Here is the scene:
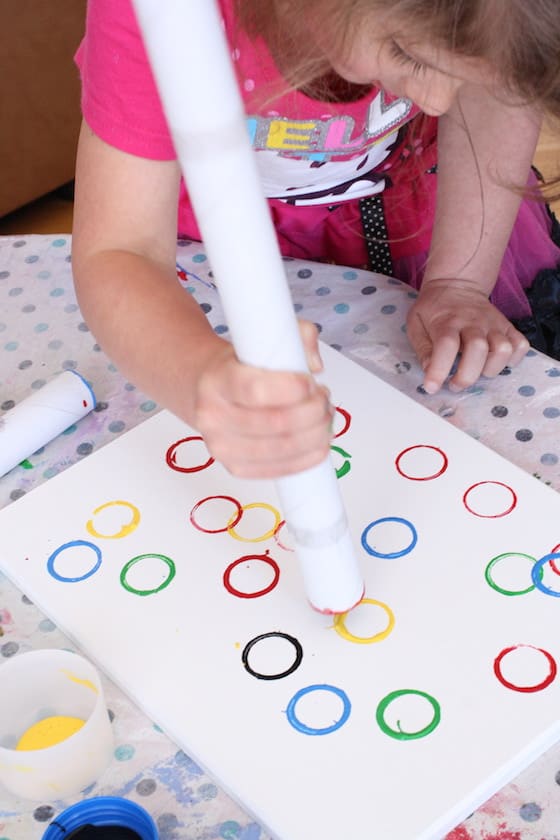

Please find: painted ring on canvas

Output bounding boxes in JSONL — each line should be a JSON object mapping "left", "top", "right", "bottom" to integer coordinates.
{"left": 361, "top": 516, "right": 418, "bottom": 558}
{"left": 395, "top": 444, "right": 448, "bottom": 481}
{"left": 376, "top": 689, "right": 441, "bottom": 740}
{"left": 120, "top": 553, "right": 176, "bottom": 596}
{"left": 166, "top": 435, "right": 214, "bottom": 473}
{"left": 47, "top": 540, "right": 102, "bottom": 583}
{"left": 485, "top": 552, "right": 542, "bottom": 596}
{"left": 190, "top": 495, "right": 243, "bottom": 533}
{"left": 223, "top": 552, "right": 280, "bottom": 598}
{"left": 531, "top": 553, "right": 560, "bottom": 597}
{"left": 493, "top": 644, "right": 557, "bottom": 692}
{"left": 242, "top": 632, "right": 303, "bottom": 680}
{"left": 286, "top": 684, "right": 351, "bottom": 735}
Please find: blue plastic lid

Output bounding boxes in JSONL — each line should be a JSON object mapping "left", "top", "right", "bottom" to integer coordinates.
{"left": 41, "top": 796, "right": 158, "bottom": 840}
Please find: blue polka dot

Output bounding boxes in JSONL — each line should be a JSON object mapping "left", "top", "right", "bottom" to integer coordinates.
{"left": 541, "top": 453, "right": 559, "bottom": 466}
{"left": 546, "top": 367, "right": 560, "bottom": 377}
{"left": 353, "top": 323, "right": 369, "bottom": 334}
{"left": 52, "top": 238, "right": 67, "bottom": 247}
{"left": 34, "top": 323, "right": 49, "bottom": 333}
{"left": 140, "top": 400, "right": 157, "bottom": 412}
{"left": 220, "top": 821, "right": 241, "bottom": 839}
{"left": 12, "top": 240, "right": 26, "bottom": 248}
{"left": 518, "top": 385, "right": 535, "bottom": 397}
{"left": 293, "top": 302, "right": 303, "bottom": 313}
{"left": 38, "top": 270, "right": 51, "bottom": 279}
{"left": 407, "top": 290, "right": 418, "bottom": 298}
{"left": 24, "top": 255, "right": 39, "bottom": 264}
{"left": 109, "top": 420, "right": 126, "bottom": 433}
{"left": 519, "top": 802, "right": 542, "bottom": 822}
{"left": 388, "top": 278, "right": 401, "bottom": 285}
{"left": 342, "top": 270, "right": 357, "bottom": 281}
{"left": 198, "top": 783, "right": 218, "bottom": 800}
{"left": 22, "top": 304, "right": 36, "bottom": 313}
{"left": 8, "top": 287, "right": 23, "bottom": 296}
{"left": 31, "top": 379, "right": 46, "bottom": 390}
{"left": 381, "top": 304, "right": 397, "bottom": 314}
{"left": 515, "top": 429, "right": 533, "bottom": 442}
{"left": 48, "top": 339, "right": 63, "bottom": 350}
{"left": 62, "top": 360, "right": 77, "bottom": 370}
{"left": 43, "top": 466, "right": 60, "bottom": 479}
{"left": 115, "top": 744, "right": 135, "bottom": 761}
{"left": 108, "top": 363, "right": 118, "bottom": 372}
{"left": 4, "top": 341, "right": 18, "bottom": 351}
{"left": 526, "top": 349, "right": 537, "bottom": 357}
{"left": 544, "top": 407, "right": 560, "bottom": 419}
{"left": 315, "top": 286, "right": 331, "bottom": 296}
{"left": 297, "top": 269, "right": 313, "bottom": 279}
{"left": 50, "top": 288, "right": 65, "bottom": 297}
{"left": 192, "top": 253, "right": 207, "bottom": 263}
{"left": 0, "top": 270, "right": 10, "bottom": 279}
{"left": 215, "top": 324, "right": 229, "bottom": 334}
{"left": 334, "top": 303, "right": 350, "bottom": 314}
{"left": 39, "top": 618, "right": 56, "bottom": 632}
{"left": 125, "top": 383, "right": 136, "bottom": 391}
{"left": 62, "top": 425, "right": 77, "bottom": 435}
{"left": 64, "top": 303, "right": 79, "bottom": 313}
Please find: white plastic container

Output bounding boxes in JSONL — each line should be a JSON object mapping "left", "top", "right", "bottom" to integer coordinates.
{"left": 0, "top": 649, "right": 113, "bottom": 800}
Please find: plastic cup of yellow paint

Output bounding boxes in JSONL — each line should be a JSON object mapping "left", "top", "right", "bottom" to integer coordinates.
{"left": 0, "top": 649, "right": 114, "bottom": 800}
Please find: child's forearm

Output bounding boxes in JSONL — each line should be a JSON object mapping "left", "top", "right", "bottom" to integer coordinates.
{"left": 425, "top": 86, "right": 542, "bottom": 292}
{"left": 73, "top": 249, "right": 231, "bottom": 425}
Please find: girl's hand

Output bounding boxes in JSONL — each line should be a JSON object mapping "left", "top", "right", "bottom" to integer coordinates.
{"left": 191, "top": 321, "right": 332, "bottom": 479}
{"left": 406, "top": 278, "right": 530, "bottom": 395}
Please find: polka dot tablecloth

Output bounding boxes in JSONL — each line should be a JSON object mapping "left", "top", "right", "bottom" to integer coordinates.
{"left": 1, "top": 234, "right": 560, "bottom": 840}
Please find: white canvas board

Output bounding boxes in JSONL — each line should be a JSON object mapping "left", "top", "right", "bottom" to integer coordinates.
{"left": 1, "top": 342, "right": 560, "bottom": 840}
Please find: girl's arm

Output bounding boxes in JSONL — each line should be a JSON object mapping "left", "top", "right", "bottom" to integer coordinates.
{"left": 406, "top": 86, "right": 539, "bottom": 393}
{"left": 72, "top": 121, "right": 331, "bottom": 478}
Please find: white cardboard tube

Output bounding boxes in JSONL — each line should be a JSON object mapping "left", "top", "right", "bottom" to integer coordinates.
{"left": 131, "top": 0, "right": 364, "bottom": 613}
{"left": 0, "top": 370, "right": 96, "bottom": 478}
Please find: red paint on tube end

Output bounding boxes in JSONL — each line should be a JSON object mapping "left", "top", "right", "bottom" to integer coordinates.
{"left": 309, "top": 584, "right": 366, "bottom": 615}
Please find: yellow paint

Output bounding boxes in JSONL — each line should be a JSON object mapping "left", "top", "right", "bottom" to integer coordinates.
{"left": 86, "top": 499, "right": 141, "bottom": 539}
{"left": 227, "top": 502, "right": 281, "bottom": 543}
{"left": 61, "top": 669, "right": 98, "bottom": 693}
{"left": 16, "top": 716, "right": 85, "bottom": 750}
{"left": 333, "top": 598, "right": 395, "bottom": 644}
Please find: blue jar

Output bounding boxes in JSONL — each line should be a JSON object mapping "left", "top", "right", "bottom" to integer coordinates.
{"left": 41, "top": 796, "right": 158, "bottom": 839}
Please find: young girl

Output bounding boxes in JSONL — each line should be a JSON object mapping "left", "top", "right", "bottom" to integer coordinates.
{"left": 72, "top": 0, "right": 560, "bottom": 479}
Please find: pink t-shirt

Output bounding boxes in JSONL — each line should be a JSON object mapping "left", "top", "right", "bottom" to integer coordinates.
{"left": 75, "top": 0, "right": 430, "bottom": 258}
